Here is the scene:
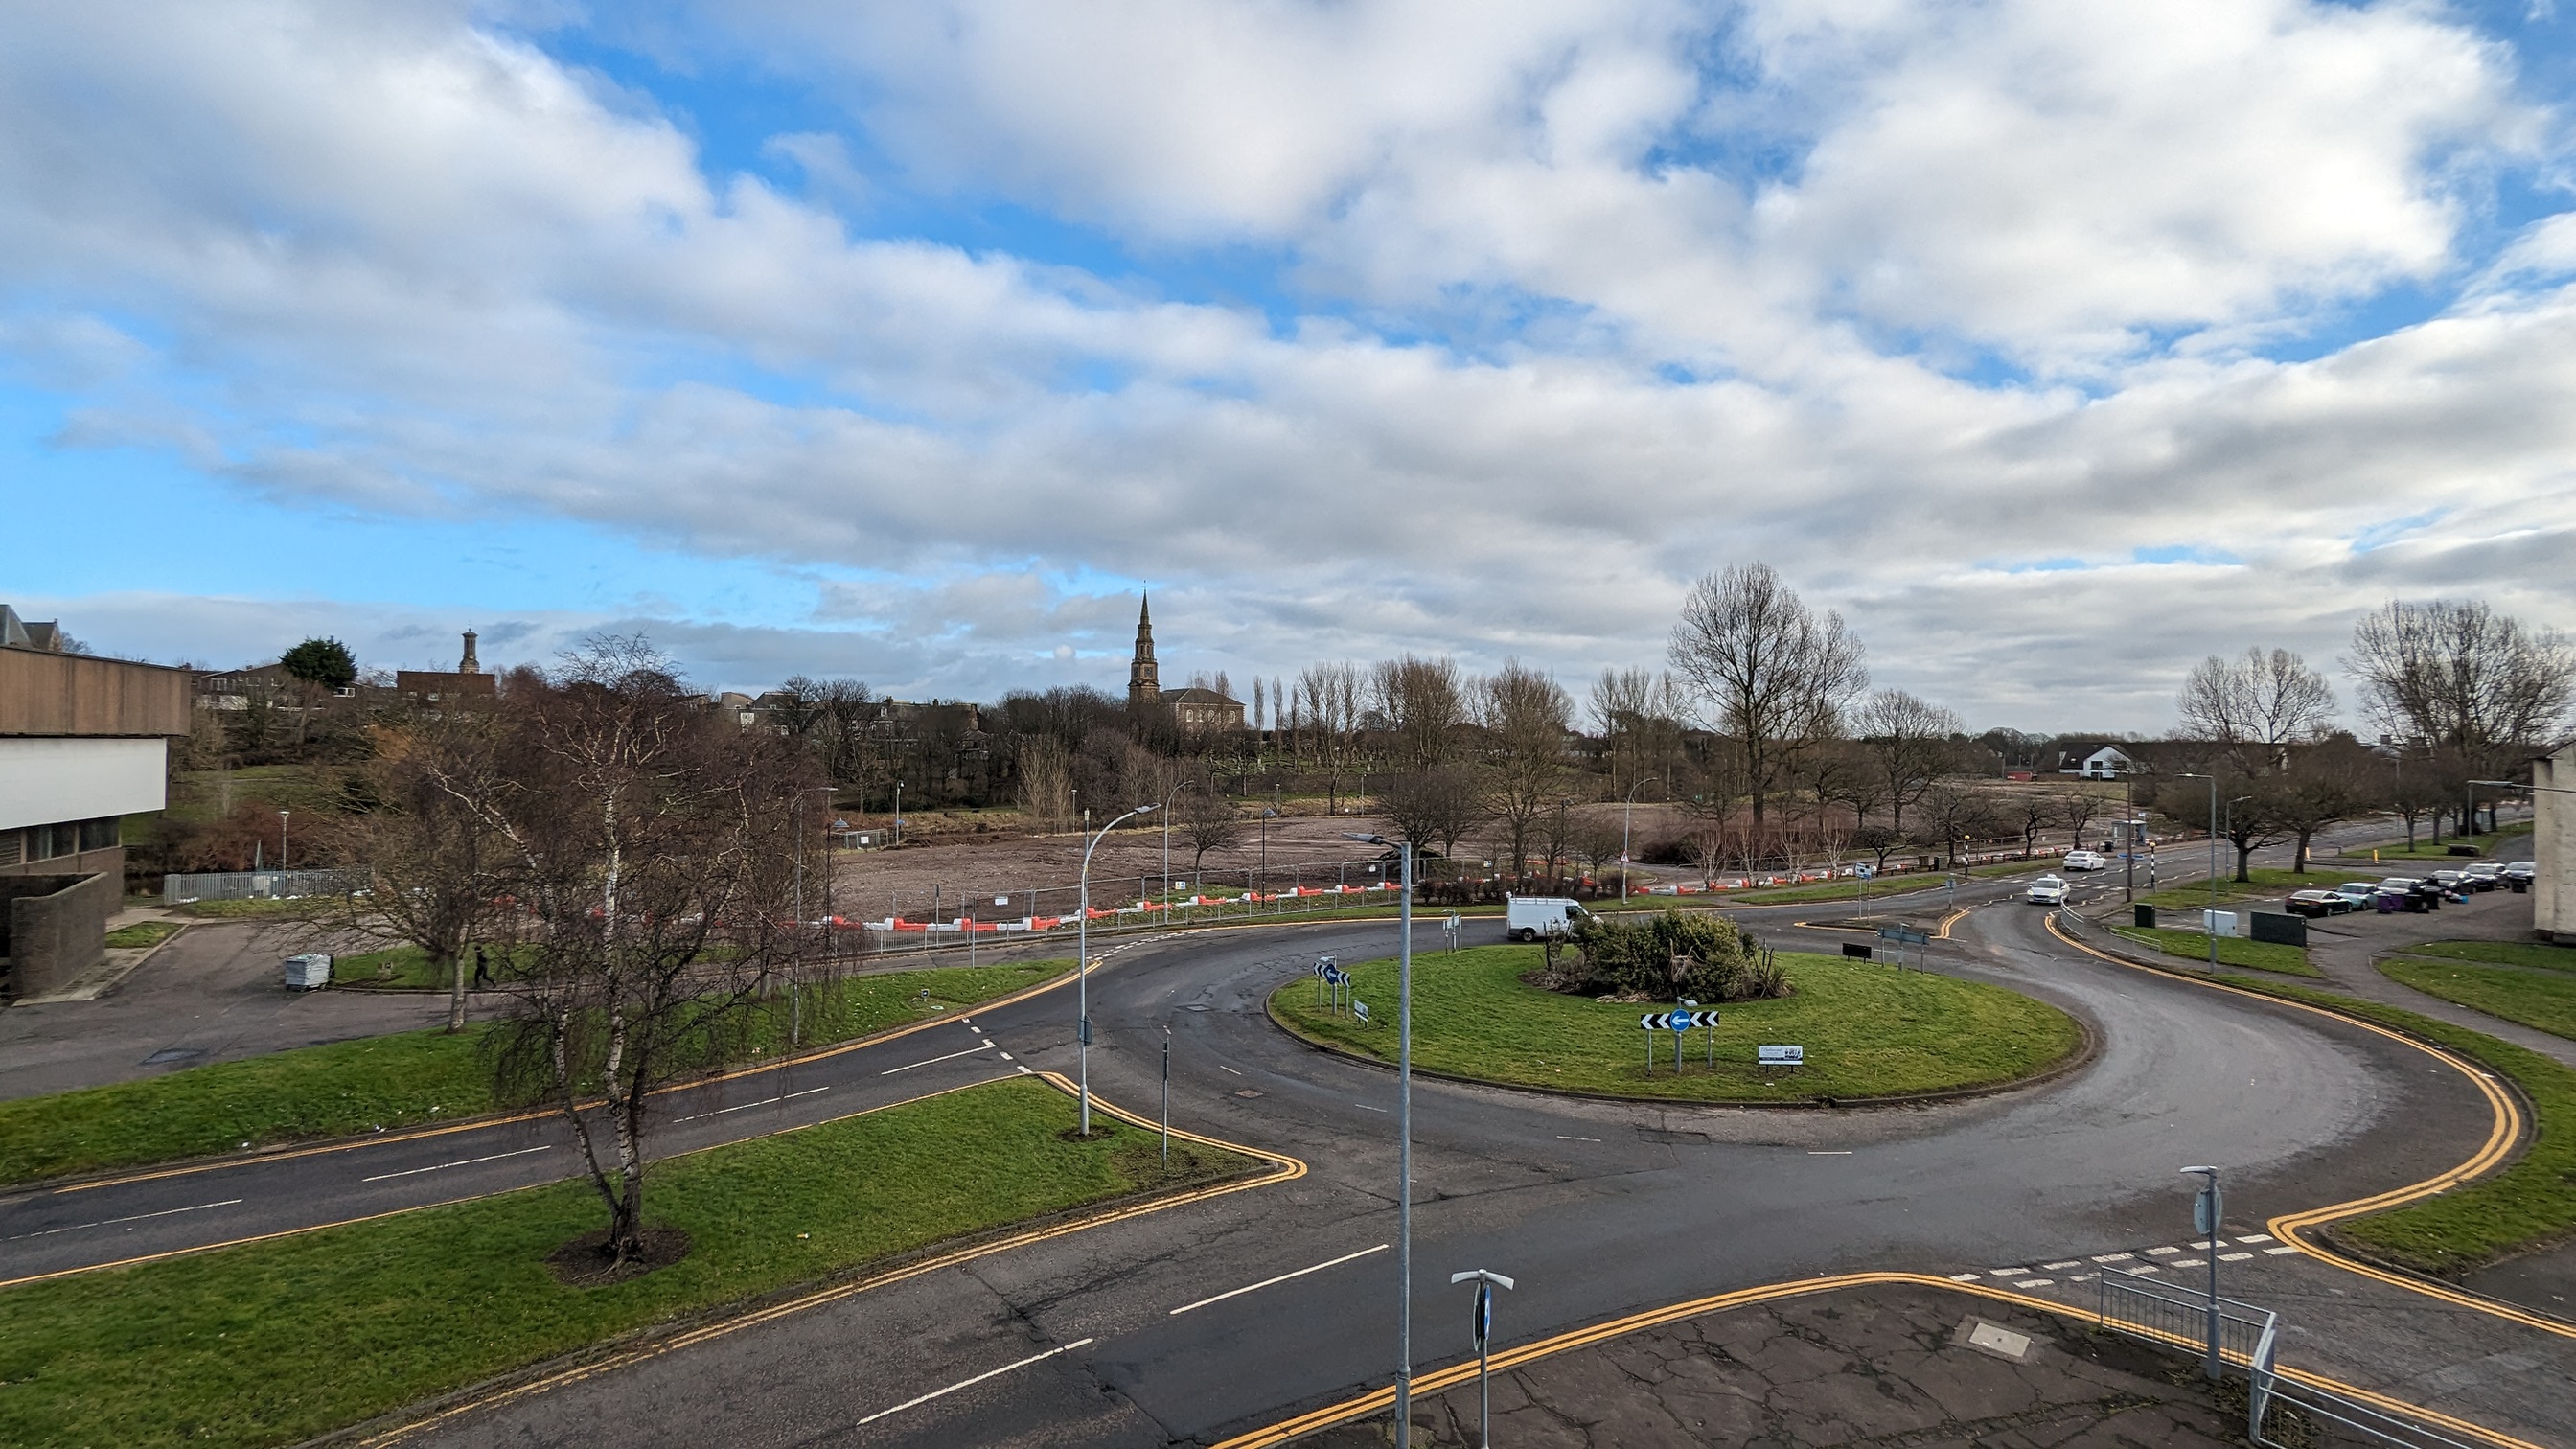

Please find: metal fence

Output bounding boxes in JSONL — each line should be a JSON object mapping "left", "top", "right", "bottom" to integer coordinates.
{"left": 2094, "top": 1267, "right": 2484, "bottom": 1449}
{"left": 162, "top": 870, "right": 367, "bottom": 905}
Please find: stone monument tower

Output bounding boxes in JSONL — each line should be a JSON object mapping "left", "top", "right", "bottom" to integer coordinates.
{"left": 1126, "top": 596, "right": 1160, "bottom": 710}
{"left": 459, "top": 630, "right": 481, "bottom": 675}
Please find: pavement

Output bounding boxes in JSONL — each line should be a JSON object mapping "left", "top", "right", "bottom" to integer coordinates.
{"left": 10, "top": 817, "right": 2576, "bottom": 1448}
{"left": 1300, "top": 1281, "right": 2250, "bottom": 1449}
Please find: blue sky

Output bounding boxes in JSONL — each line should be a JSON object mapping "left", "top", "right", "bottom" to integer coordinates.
{"left": 3, "top": 1, "right": 2573, "bottom": 731}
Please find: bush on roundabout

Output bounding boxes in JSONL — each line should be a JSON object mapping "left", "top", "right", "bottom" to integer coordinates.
{"left": 1270, "top": 944, "right": 2082, "bottom": 1104}
{"left": 1542, "top": 908, "right": 1786, "bottom": 1002}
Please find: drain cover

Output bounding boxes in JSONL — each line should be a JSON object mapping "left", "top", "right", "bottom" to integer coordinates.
{"left": 142, "top": 1047, "right": 204, "bottom": 1067}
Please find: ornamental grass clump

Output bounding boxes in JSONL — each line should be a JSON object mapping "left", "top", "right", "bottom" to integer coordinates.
{"left": 1535, "top": 909, "right": 1791, "bottom": 1003}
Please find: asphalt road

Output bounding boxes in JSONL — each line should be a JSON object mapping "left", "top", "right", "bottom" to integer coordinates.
{"left": 5, "top": 820, "right": 2560, "bottom": 1447}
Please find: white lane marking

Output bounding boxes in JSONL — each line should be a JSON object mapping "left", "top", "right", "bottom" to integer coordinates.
{"left": 1947, "top": 1273, "right": 1982, "bottom": 1282}
{"left": 882, "top": 1045, "right": 997, "bottom": 1075}
{"left": 361, "top": 1145, "right": 552, "bottom": 1184}
{"left": 2129, "top": 1263, "right": 2162, "bottom": 1274}
{"left": 1168, "top": 1245, "right": 1391, "bottom": 1316}
{"left": 2015, "top": 1278, "right": 2052, "bottom": 1289}
{"left": 2264, "top": 1246, "right": 2300, "bottom": 1255}
{"left": 997, "top": 1052, "right": 1014, "bottom": 1062}
{"left": 1016, "top": 1065, "right": 1032, "bottom": 1075}
{"left": 2042, "top": 1260, "right": 2082, "bottom": 1270}
{"left": 2235, "top": 1233, "right": 2274, "bottom": 1244}
{"left": 3, "top": 1197, "right": 244, "bottom": 1241}
{"left": 1555, "top": 1135, "right": 1601, "bottom": 1142}
{"left": 2147, "top": 1246, "right": 2180, "bottom": 1255}
{"left": 1217, "top": 1065, "right": 1244, "bottom": 1076}
{"left": 2170, "top": 1258, "right": 2206, "bottom": 1269}
{"left": 1987, "top": 1267, "right": 2028, "bottom": 1276}
{"left": 2219, "top": 1252, "right": 2255, "bottom": 1262}
{"left": 1807, "top": 1150, "right": 1852, "bottom": 1156}
{"left": 2090, "top": 1253, "right": 2134, "bottom": 1263}
{"left": 1352, "top": 1103, "right": 1389, "bottom": 1113}
{"left": 854, "top": 1338, "right": 1095, "bottom": 1426}
{"left": 978, "top": 1040, "right": 996, "bottom": 1049}
{"left": 675, "top": 1077, "right": 824, "bottom": 1124}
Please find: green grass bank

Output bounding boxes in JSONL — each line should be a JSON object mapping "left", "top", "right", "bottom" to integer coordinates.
{"left": 0, "top": 1077, "right": 1255, "bottom": 1449}
{"left": 1269, "top": 944, "right": 2081, "bottom": 1103}
{"left": 2378, "top": 958, "right": 2576, "bottom": 1043}
{"left": 0, "top": 959, "right": 1068, "bottom": 1186}
{"left": 2109, "top": 925, "right": 2320, "bottom": 977}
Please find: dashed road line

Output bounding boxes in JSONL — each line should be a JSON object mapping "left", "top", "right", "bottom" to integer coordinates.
{"left": 881, "top": 1046, "right": 997, "bottom": 1076}
{"left": 854, "top": 1338, "right": 1096, "bottom": 1426}
{"left": 361, "top": 1145, "right": 551, "bottom": 1184}
{"left": 1168, "top": 1245, "right": 1390, "bottom": 1317}
{"left": 672, "top": 1086, "right": 829, "bottom": 1123}
{"left": 3, "top": 1197, "right": 244, "bottom": 1241}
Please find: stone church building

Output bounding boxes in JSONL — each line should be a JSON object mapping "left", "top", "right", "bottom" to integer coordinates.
{"left": 1125, "top": 596, "right": 1244, "bottom": 733}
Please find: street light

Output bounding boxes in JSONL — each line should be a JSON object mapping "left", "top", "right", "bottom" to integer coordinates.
{"left": 1448, "top": 1269, "right": 1516, "bottom": 1448}
{"left": 1259, "top": 806, "right": 1279, "bottom": 902}
{"left": 1077, "top": 801, "right": 1159, "bottom": 1135}
{"left": 1620, "top": 775, "right": 1659, "bottom": 906}
{"left": 2177, "top": 773, "right": 2220, "bottom": 971}
{"left": 278, "top": 810, "right": 291, "bottom": 870}
{"left": 2181, "top": 1165, "right": 2223, "bottom": 1379}
{"left": 1346, "top": 828, "right": 1416, "bottom": 1447}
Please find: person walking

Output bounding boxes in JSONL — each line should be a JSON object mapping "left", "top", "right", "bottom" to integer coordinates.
{"left": 472, "top": 944, "right": 493, "bottom": 990}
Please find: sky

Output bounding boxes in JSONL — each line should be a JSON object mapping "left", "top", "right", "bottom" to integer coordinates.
{"left": 3, "top": 0, "right": 2572, "bottom": 736}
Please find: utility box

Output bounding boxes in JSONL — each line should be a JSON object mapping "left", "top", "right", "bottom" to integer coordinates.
{"left": 2133, "top": 904, "right": 2156, "bottom": 929}
{"left": 283, "top": 953, "right": 333, "bottom": 990}
{"left": 2250, "top": 912, "right": 2308, "bottom": 948}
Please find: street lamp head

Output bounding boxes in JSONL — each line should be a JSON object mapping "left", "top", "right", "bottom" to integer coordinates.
{"left": 1344, "top": 831, "right": 1390, "bottom": 846}
{"left": 2180, "top": 1164, "right": 2218, "bottom": 1178}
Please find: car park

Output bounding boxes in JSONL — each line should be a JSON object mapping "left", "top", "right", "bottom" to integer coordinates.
{"left": 2061, "top": 849, "right": 2106, "bottom": 872}
{"left": 2286, "top": 889, "right": 2350, "bottom": 918}
{"left": 2027, "top": 874, "right": 2070, "bottom": 905}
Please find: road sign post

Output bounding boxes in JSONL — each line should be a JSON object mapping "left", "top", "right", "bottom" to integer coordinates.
{"left": 2184, "top": 1165, "right": 2222, "bottom": 1379}
{"left": 1449, "top": 1269, "right": 1516, "bottom": 1449}
{"left": 1161, "top": 1027, "right": 1172, "bottom": 1169}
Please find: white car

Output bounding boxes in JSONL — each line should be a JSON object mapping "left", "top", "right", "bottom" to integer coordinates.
{"left": 2026, "top": 874, "right": 2070, "bottom": 906}
{"left": 2061, "top": 849, "right": 2106, "bottom": 872}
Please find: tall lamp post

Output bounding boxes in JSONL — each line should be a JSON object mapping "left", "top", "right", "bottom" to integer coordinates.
{"left": 1077, "top": 802, "right": 1159, "bottom": 1135}
{"left": 1345, "top": 828, "right": 1415, "bottom": 1446}
{"left": 1259, "top": 806, "right": 1279, "bottom": 901}
{"left": 278, "top": 809, "right": 292, "bottom": 871}
{"left": 2178, "top": 773, "right": 2219, "bottom": 970}
{"left": 1620, "top": 775, "right": 1659, "bottom": 906}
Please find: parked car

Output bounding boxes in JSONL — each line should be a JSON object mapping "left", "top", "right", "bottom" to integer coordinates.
{"left": 2061, "top": 849, "right": 2106, "bottom": 872}
{"left": 2429, "top": 870, "right": 2476, "bottom": 900}
{"left": 2285, "top": 889, "right": 2349, "bottom": 918}
{"left": 1505, "top": 895, "right": 1589, "bottom": 942}
{"left": 2027, "top": 874, "right": 2070, "bottom": 906}
{"left": 2461, "top": 862, "right": 2504, "bottom": 890}
{"left": 2502, "top": 860, "right": 2537, "bottom": 883}
{"left": 2377, "top": 877, "right": 2437, "bottom": 912}
{"left": 2333, "top": 881, "right": 2380, "bottom": 908}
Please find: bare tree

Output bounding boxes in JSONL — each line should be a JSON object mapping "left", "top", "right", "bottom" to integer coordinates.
{"left": 1913, "top": 781, "right": 1996, "bottom": 870}
{"left": 2265, "top": 741, "right": 2371, "bottom": 874}
{"left": 466, "top": 637, "right": 809, "bottom": 1269}
{"left": 2175, "top": 648, "right": 2336, "bottom": 770}
{"left": 1179, "top": 783, "right": 1245, "bottom": 874}
{"left": 2347, "top": 598, "right": 2575, "bottom": 826}
{"left": 1668, "top": 564, "right": 1869, "bottom": 822}
{"left": 343, "top": 702, "right": 501, "bottom": 1032}
{"left": 2056, "top": 788, "right": 2107, "bottom": 852}
{"left": 2005, "top": 790, "right": 2059, "bottom": 859}
{"left": 1590, "top": 667, "right": 1685, "bottom": 801}
{"left": 1371, "top": 655, "right": 1468, "bottom": 771}
{"left": 1375, "top": 768, "right": 1486, "bottom": 863}
{"left": 1016, "top": 735, "right": 1075, "bottom": 831}
{"left": 1481, "top": 659, "right": 1574, "bottom": 889}
{"left": 1298, "top": 660, "right": 1367, "bottom": 813}
{"left": 1852, "top": 689, "right": 1960, "bottom": 833}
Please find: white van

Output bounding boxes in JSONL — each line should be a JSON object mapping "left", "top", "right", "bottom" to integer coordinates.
{"left": 1505, "top": 895, "right": 1590, "bottom": 942}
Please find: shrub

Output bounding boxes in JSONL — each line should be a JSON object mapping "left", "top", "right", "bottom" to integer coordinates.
{"left": 1550, "top": 909, "right": 1791, "bottom": 1002}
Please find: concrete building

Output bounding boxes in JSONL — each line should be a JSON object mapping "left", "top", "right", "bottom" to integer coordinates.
{"left": 1, "top": 606, "right": 192, "bottom": 995}
{"left": 2538, "top": 741, "right": 2573, "bottom": 944}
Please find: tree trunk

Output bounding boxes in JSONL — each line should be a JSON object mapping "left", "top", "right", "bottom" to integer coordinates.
{"left": 445, "top": 950, "right": 465, "bottom": 1033}
{"left": 2234, "top": 841, "right": 2255, "bottom": 882}
{"left": 2294, "top": 829, "right": 2314, "bottom": 875}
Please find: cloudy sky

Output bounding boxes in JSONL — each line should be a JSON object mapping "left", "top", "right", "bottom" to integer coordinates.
{"left": 4, "top": 1, "right": 2572, "bottom": 733}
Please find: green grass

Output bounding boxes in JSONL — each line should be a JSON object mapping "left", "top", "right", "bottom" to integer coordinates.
{"left": 2338, "top": 833, "right": 2529, "bottom": 862}
{"left": 103, "top": 921, "right": 182, "bottom": 950}
{"left": 2135, "top": 866, "right": 2337, "bottom": 911}
{"left": 0, "top": 1077, "right": 1255, "bottom": 1449}
{"left": 2390, "top": 939, "right": 2576, "bottom": 972}
{"left": 1268, "top": 945, "right": 2081, "bottom": 1102}
{"left": 2379, "top": 958, "right": 2576, "bottom": 1042}
{"left": 172, "top": 897, "right": 337, "bottom": 919}
{"left": 2203, "top": 978, "right": 2576, "bottom": 1276}
{"left": 2109, "top": 926, "right": 2321, "bottom": 977}
{"left": 0, "top": 959, "right": 1069, "bottom": 1186}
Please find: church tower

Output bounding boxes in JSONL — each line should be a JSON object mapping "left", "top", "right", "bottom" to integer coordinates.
{"left": 1127, "top": 595, "right": 1161, "bottom": 710}
{"left": 459, "top": 630, "right": 481, "bottom": 675}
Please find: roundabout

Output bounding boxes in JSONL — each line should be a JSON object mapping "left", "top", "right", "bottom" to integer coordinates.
{"left": 1266, "top": 943, "right": 2085, "bottom": 1104}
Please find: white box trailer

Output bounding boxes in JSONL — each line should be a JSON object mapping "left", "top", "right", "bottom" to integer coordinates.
{"left": 1505, "top": 896, "right": 1590, "bottom": 942}
{"left": 283, "top": 953, "right": 334, "bottom": 990}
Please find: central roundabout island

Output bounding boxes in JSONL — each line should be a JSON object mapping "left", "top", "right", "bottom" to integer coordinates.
{"left": 1268, "top": 939, "right": 2086, "bottom": 1105}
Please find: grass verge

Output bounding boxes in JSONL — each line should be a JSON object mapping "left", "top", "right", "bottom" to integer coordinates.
{"left": 0, "top": 1076, "right": 1255, "bottom": 1449}
{"left": 0, "top": 959, "right": 1068, "bottom": 1186}
{"left": 2391, "top": 939, "right": 2576, "bottom": 972}
{"left": 2378, "top": 958, "right": 2576, "bottom": 1042}
{"left": 103, "top": 921, "right": 183, "bottom": 950}
{"left": 2200, "top": 976, "right": 2576, "bottom": 1277}
{"left": 1268, "top": 944, "right": 2081, "bottom": 1102}
{"left": 2109, "top": 926, "right": 2321, "bottom": 977}
{"left": 2134, "top": 867, "right": 2340, "bottom": 911}
{"left": 172, "top": 897, "right": 336, "bottom": 920}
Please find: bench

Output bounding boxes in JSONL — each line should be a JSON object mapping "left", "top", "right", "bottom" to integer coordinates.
{"left": 1758, "top": 1045, "right": 1803, "bottom": 1070}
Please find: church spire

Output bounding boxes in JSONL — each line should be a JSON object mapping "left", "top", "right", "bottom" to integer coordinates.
{"left": 1127, "top": 593, "right": 1161, "bottom": 709}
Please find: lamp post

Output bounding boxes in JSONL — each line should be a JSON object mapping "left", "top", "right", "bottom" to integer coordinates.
{"left": 278, "top": 810, "right": 290, "bottom": 871}
{"left": 892, "top": 780, "right": 903, "bottom": 846}
{"left": 1345, "top": 828, "right": 1415, "bottom": 1446}
{"left": 2181, "top": 1165, "right": 2223, "bottom": 1378}
{"left": 1259, "top": 806, "right": 1279, "bottom": 903}
{"left": 1448, "top": 1269, "right": 1516, "bottom": 1449}
{"left": 1078, "top": 801, "right": 1159, "bottom": 1135}
{"left": 1160, "top": 778, "right": 1195, "bottom": 902}
{"left": 1620, "top": 775, "right": 1657, "bottom": 906}
{"left": 2121, "top": 766, "right": 2136, "bottom": 904}
{"left": 2179, "top": 773, "right": 2219, "bottom": 970}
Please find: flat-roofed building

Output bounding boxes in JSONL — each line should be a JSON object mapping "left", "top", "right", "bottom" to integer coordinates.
{"left": 2539, "top": 741, "right": 2573, "bottom": 944}
{"left": 1, "top": 606, "right": 192, "bottom": 994}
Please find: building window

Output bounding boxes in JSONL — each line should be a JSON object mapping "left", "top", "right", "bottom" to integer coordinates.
{"left": 80, "top": 817, "right": 122, "bottom": 851}
{"left": 27, "top": 823, "right": 67, "bottom": 861}
{"left": 0, "top": 831, "right": 20, "bottom": 867}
